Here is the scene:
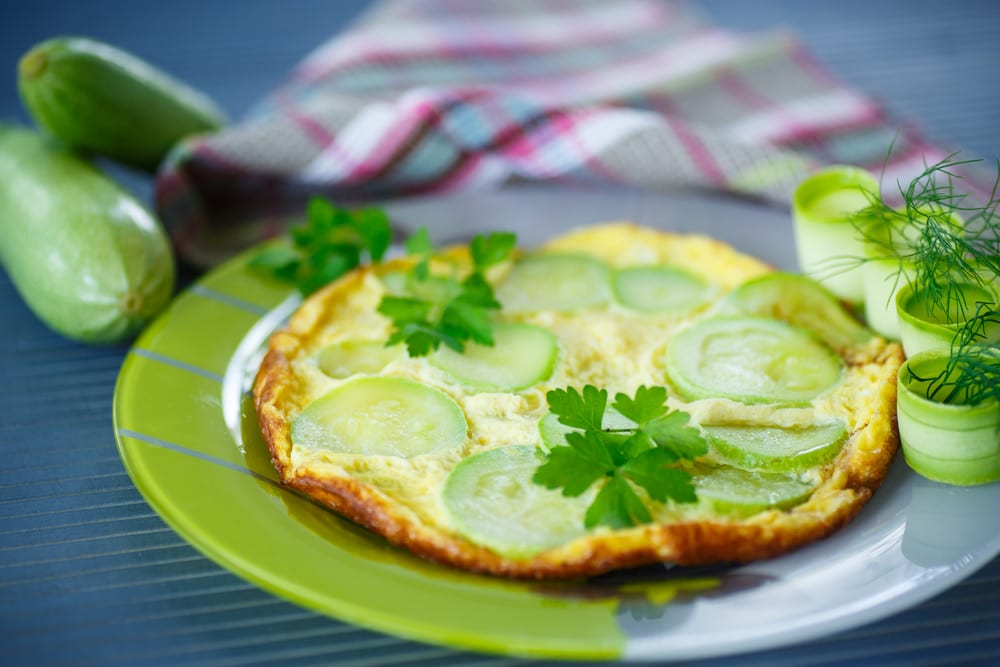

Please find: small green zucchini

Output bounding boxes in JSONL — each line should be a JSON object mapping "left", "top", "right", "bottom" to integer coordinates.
{"left": 0, "top": 124, "right": 175, "bottom": 344}
{"left": 18, "top": 36, "right": 225, "bottom": 171}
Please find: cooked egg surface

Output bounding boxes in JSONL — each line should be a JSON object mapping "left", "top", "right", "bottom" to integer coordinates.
{"left": 254, "top": 222, "right": 903, "bottom": 578}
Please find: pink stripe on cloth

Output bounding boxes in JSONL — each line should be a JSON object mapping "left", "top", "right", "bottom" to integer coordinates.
{"left": 284, "top": 103, "right": 337, "bottom": 147}
{"left": 324, "top": 88, "right": 494, "bottom": 184}
{"left": 155, "top": 0, "right": 994, "bottom": 268}
{"left": 551, "top": 110, "right": 628, "bottom": 184}
{"left": 715, "top": 66, "right": 813, "bottom": 143}
{"left": 658, "top": 106, "right": 728, "bottom": 188}
{"left": 292, "top": 0, "right": 680, "bottom": 84}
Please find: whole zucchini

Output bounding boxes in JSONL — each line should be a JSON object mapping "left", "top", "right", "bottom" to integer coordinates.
{"left": 18, "top": 36, "right": 225, "bottom": 171}
{"left": 0, "top": 125, "right": 175, "bottom": 344}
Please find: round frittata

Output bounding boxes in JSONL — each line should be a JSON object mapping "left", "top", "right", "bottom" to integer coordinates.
{"left": 253, "top": 222, "right": 903, "bottom": 579}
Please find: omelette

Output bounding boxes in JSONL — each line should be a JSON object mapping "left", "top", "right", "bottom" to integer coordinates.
{"left": 253, "top": 223, "right": 903, "bottom": 579}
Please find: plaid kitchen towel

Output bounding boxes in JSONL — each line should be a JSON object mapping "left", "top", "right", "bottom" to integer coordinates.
{"left": 155, "top": 0, "right": 970, "bottom": 268}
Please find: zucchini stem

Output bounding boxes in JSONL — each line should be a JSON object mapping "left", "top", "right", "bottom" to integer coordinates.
{"left": 19, "top": 50, "right": 47, "bottom": 79}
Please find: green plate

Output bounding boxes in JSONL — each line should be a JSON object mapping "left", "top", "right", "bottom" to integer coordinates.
{"left": 111, "top": 241, "right": 706, "bottom": 662}
{"left": 113, "top": 189, "right": 1000, "bottom": 661}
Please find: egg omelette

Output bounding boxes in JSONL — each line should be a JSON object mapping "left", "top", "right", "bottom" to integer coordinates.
{"left": 253, "top": 222, "right": 903, "bottom": 579}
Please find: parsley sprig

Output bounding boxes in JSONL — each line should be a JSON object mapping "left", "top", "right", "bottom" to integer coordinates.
{"left": 250, "top": 197, "right": 391, "bottom": 296}
{"left": 377, "top": 229, "right": 516, "bottom": 357}
{"left": 533, "top": 385, "right": 706, "bottom": 529}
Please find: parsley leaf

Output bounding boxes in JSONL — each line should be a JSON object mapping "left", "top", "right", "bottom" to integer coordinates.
{"left": 376, "top": 296, "right": 433, "bottom": 324}
{"left": 454, "top": 273, "right": 501, "bottom": 309}
{"left": 547, "top": 385, "right": 608, "bottom": 432}
{"left": 587, "top": 476, "right": 651, "bottom": 529}
{"left": 532, "top": 430, "right": 610, "bottom": 496}
{"left": 533, "top": 384, "right": 705, "bottom": 529}
{"left": 405, "top": 226, "right": 433, "bottom": 255}
{"left": 612, "top": 385, "right": 668, "bottom": 425}
{"left": 622, "top": 450, "right": 697, "bottom": 503}
{"left": 386, "top": 321, "right": 461, "bottom": 356}
{"left": 471, "top": 231, "right": 518, "bottom": 271}
{"left": 643, "top": 411, "right": 709, "bottom": 460}
{"left": 440, "top": 299, "right": 494, "bottom": 346}
{"left": 250, "top": 196, "right": 391, "bottom": 296}
{"left": 405, "top": 227, "right": 433, "bottom": 280}
{"left": 378, "top": 227, "right": 517, "bottom": 356}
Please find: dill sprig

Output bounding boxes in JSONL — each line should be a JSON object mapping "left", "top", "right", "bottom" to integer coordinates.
{"left": 907, "top": 302, "right": 1000, "bottom": 409}
{"left": 849, "top": 152, "right": 1000, "bottom": 321}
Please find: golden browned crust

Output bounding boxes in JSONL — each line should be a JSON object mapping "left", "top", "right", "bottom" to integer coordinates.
{"left": 252, "top": 223, "right": 904, "bottom": 579}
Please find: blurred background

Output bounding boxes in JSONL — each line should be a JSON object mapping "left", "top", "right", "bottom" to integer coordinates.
{"left": 2, "top": 0, "right": 998, "bottom": 165}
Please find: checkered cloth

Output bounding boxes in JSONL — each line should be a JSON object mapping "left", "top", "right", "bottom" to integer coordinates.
{"left": 155, "top": 0, "right": 971, "bottom": 268}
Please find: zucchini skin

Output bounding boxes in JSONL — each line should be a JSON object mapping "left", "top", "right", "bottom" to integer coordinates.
{"left": 18, "top": 36, "right": 225, "bottom": 171}
{"left": 0, "top": 125, "right": 175, "bottom": 344}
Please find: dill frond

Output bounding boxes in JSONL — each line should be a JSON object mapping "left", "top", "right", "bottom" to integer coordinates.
{"left": 909, "top": 302, "right": 1000, "bottom": 409}
{"left": 849, "top": 153, "right": 1000, "bottom": 322}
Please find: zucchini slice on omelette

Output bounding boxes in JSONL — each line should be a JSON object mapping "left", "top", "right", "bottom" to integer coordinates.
{"left": 253, "top": 222, "right": 903, "bottom": 579}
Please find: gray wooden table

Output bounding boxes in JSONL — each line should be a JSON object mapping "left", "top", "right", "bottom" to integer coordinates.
{"left": 2, "top": 2, "right": 998, "bottom": 665}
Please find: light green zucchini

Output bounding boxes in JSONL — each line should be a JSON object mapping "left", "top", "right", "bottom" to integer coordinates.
{"left": 0, "top": 125, "right": 175, "bottom": 343}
